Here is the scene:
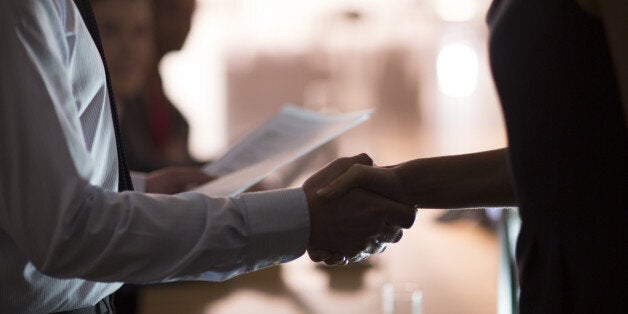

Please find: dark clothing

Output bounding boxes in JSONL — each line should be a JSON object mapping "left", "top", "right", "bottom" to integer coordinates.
{"left": 120, "top": 79, "right": 197, "bottom": 172}
{"left": 488, "top": 0, "right": 628, "bottom": 312}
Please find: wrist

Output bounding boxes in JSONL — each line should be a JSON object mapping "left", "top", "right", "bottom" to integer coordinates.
{"left": 396, "top": 155, "right": 482, "bottom": 209}
{"left": 399, "top": 150, "right": 516, "bottom": 209}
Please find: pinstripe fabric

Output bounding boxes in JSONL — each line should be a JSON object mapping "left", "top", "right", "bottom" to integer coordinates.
{"left": 73, "top": 0, "right": 133, "bottom": 192}
{"left": 0, "top": 1, "right": 123, "bottom": 312}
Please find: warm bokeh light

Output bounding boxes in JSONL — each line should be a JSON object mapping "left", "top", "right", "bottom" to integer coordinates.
{"left": 437, "top": 42, "right": 479, "bottom": 98}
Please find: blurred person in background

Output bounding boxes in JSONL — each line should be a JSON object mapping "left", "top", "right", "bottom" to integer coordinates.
{"left": 92, "top": 0, "right": 367, "bottom": 313}
{"left": 95, "top": 0, "right": 197, "bottom": 173}
{"left": 151, "top": 0, "right": 195, "bottom": 58}
{"left": 93, "top": 0, "right": 199, "bottom": 311}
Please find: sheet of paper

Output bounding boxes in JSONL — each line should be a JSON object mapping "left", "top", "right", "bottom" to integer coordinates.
{"left": 194, "top": 104, "right": 372, "bottom": 197}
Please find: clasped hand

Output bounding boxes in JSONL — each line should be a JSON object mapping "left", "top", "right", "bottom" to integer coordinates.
{"left": 303, "top": 154, "right": 416, "bottom": 266}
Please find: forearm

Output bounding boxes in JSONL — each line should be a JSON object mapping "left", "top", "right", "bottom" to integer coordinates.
{"left": 393, "top": 148, "right": 517, "bottom": 209}
{"left": 5, "top": 182, "right": 309, "bottom": 283}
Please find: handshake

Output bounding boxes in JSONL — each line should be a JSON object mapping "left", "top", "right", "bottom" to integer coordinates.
{"left": 147, "top": 153, "right": 417, "bottom": 267}
{"left": 303, "top": 153, "right": 416, "bottom": 266}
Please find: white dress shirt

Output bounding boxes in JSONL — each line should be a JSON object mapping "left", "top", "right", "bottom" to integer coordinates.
{"left": 0, "top": 1, "right": 310, "bottom": 312}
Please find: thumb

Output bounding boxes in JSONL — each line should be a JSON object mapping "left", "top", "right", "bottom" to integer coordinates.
{"left": 308, "top": 249, "right": 333, "bottom": 262}
{"left": 321, "top": 153, "right": 373, "bottom": 179}
{"left": 185, "top": 170, "right": 214, "bottom": 185}
{"left": 317, "top": 163, "right": 370, "bottom": 199}
{"left": 385, "top": 204, "right": 418, "bottom": 229}
{"left": 168, "top": 168, "right": 213, "bottom": 191}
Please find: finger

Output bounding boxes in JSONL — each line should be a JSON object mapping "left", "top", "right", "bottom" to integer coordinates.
{"left": 377, "top": 228, "right": 403, "bottom": 244}
{"left": 318, "top": 153, "right": 373, "bottom": 180}
{"left": 317, "top": 163, "right": 372, "bottom": 199}
{"left": 346, "top": 248, "right": 366, "bottom": 261}
{"left": 372, "top": 243, "right": 387, "bottom": 254}
{"left": 392, "top": 229, "right": 403, "bottom": 243}
{"left": 178, "top": 168, "right": 214, "bottom": 185}
{"left": 348, "top": 153, "right": 373, "bottom": 167}
{"left": 323, "top": 253, "right": 346, "bottom": 266}
{"left": 174, "top": 170, "right": 214, "bottom": 193}
{"left": 384, "top": 203, "right": 418, "bottom": 229}
{"left": 324, "top": 256, "right": 345, "bottom": 266}
{"left": 308, "top": 249, "right": 332, "bottom": 262}
{"left": 303, "top": 154, "right": 372, "bottom": 202}
{"left": 360, "top": 189, "right": 416, "bottom": 229}
{"left": 159, "top": 167, "right": 213, "bottom": 189}
{"left": 364, "top": 240, "right": 387, "bottom": 254}
{"left": 349, "top": 252, "right": 371, "bottom": 263}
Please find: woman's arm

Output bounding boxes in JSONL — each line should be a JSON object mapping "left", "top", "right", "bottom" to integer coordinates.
{"left": 318, "top": 148, "right": 517, "bottom": 209}
{"left": 395, "top": 148, "right": 517, "bottom": 209}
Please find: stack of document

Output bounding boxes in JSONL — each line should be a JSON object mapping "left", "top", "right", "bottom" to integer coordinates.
{"left": 195, "top": 104, "right": 372, "bottom": 197}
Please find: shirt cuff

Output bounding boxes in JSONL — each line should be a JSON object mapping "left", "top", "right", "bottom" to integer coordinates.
{"left": 130, "top": 172, "right": 147, "bottom": 192}
{"left": 235, "top": 187, "right": 310, "bottom": 271}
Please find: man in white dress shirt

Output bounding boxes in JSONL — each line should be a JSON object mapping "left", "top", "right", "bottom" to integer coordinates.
{"left": 0, "top": 0, "right": 416, "bottom": 313}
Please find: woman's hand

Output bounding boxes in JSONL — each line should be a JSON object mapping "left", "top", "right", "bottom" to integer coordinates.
{"left": 316, "top": 164, "right": 412, "bottom": 206}
{"left": 317, "top": 149, "right": 517, "bottom": 210}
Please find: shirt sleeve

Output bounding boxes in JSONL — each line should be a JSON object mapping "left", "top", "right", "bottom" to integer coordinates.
{"left": 0, "top": 0, "right": 309, "bottom": 283}
{"left": 130, "top": 172, "right": 147, "bottom": 193}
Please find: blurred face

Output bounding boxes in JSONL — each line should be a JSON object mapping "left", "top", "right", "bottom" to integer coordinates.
{"left": 93, "top": 0, "right": 157, "bottom": 100}
{"left": 152, "top": 0, "right": 196, "bottom": 56}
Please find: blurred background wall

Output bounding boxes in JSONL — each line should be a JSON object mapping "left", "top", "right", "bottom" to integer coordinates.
{"left": 145, "top": 1, "right": 512, "bottom": 313}
{"left": 160, "top": 0, "right": 507, "bottom": 166}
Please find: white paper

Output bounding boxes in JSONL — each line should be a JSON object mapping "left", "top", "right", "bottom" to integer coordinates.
{"left": 194, "top": 104, "right": 372, "bottom": 197}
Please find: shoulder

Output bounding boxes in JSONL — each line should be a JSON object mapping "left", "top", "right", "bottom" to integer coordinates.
{"left": 576, "top": 0, "right": 628, "bottom": 18}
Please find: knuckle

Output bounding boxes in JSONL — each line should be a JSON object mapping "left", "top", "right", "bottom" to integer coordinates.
{"left": 331, "top": 157, "right": 353, "bottom": 170}
{"left": 348, "top": 163, "right": 365, "bottom": 174}
{"left": 337, "top": 156, "right": 353, "bottom": 165}
{"left": 405, "top": 207, "right": 417, "bottom": 228}
{"left": 392, "top": 230, "right": 403, "bottom": 243}
{"left": 357, "top": 153, "right": 373, "bottom": 165}
{"left": 376, "top": 245, "right": 387, "bottom": 254}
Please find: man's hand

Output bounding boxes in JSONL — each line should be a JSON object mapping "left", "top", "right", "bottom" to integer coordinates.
{"left": 145, "top": 167, "right": 214, "bottom": 194}
{"left": 303, "top": 154, "right": 416, "bottom": 266}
